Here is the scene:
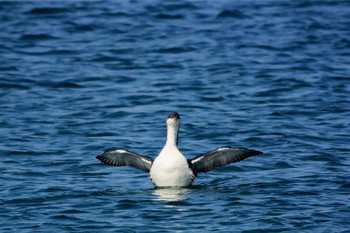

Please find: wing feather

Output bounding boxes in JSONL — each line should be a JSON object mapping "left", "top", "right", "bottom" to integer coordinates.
{"left": 96, "top": 149, "right": 153, "bottom": 173}
{"left": 191, "top": 146, "right": 262, "bottom": 173}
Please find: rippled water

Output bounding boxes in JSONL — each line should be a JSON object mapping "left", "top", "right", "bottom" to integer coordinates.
{"left": 1, "top": 1, "right": 349, "bottom": 232}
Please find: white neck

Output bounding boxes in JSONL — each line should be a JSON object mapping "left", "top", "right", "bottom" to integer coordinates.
{"left": 166, "top": 120, "right": 179, "bottom": 146}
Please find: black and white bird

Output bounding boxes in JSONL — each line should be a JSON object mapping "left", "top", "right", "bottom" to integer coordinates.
{"left": 96, "top": 112, "right": 263, "bottom": 187}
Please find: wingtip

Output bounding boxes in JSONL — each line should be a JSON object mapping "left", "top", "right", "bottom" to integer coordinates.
{"left": 96, "top": 153, "right": 106, "bottom": 163}
{"left": 249, "top": 149, "right": 263, "bottom": 157}
{"left": 221, "top": 146, "right": 263, "bottom": 155}
{"left": 256, "top": 150, "right": 263, "bottom": 155}
{"left": 96, "top": 152, "right": 109, "bottom": 163}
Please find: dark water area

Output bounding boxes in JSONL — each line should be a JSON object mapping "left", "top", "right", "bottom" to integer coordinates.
{"left": 0, "top": 1, "right": 349, "bottom": 232}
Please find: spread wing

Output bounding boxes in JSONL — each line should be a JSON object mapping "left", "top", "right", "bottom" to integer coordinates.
{"left": 96, "top": 149, "right": 153, "bottom": 173}
{"left": 190, "top": 146, "right": 263, "bottom": 174}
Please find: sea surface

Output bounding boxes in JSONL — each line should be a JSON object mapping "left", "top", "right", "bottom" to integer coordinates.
{"left": 0, "top": 1, "right": 349, "bottom": 232}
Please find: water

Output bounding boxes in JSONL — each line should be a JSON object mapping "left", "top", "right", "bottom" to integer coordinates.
{"left": 0, "top": 1, "right": 349, "bottom": 232}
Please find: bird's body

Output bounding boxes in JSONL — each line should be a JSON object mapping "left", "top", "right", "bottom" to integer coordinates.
{"left": 150, "top": 146, "right": 194, "bottom": 187}
{"left": 96, "top": 112, "right": 263, "bottom": 187}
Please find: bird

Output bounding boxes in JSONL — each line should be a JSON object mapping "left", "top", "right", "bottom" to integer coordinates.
{"left": 96, "top": 112, "right": 263, "bottom": 187}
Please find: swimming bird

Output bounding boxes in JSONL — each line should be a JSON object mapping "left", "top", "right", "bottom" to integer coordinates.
{"left": 96, "top": 112, "right": 262, "bottom": 187}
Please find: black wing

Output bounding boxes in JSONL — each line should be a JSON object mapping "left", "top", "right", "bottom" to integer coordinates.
{"left": 190, "top": 146, "right": 263, "bottom": 174}
{"left": 96, "top": 149, "right": 153, "bottom": 173}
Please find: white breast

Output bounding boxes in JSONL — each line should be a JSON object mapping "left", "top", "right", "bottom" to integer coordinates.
{"left": 150, "top": 145, "right": 194, "bottom": 187}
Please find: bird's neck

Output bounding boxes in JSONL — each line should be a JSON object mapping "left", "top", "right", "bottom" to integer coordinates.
{"left": 166, "top": 124, "right": 179, "bottom": 147}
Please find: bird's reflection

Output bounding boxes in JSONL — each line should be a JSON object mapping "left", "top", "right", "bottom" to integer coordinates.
{"left": 152, "top": 187, "right": 190, "bottom": 202}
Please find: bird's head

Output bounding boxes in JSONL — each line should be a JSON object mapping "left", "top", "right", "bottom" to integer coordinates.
{"left": 166, "top": 112, "right": 180, "bottom": 128}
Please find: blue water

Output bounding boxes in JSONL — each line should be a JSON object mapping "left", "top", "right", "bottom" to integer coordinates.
{"left": 1, "top": 1, "right": 349, "bottom": 232}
